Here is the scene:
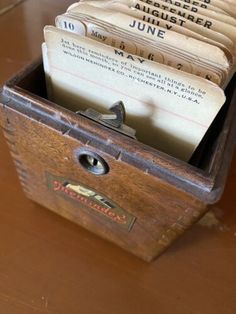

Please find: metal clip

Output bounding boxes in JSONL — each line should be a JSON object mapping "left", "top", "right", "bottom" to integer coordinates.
{"left": 77, "top": 101, "right": 136, "bottom": 139}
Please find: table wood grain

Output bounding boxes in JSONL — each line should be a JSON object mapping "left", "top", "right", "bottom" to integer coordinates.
{"left": 0, "top": 1, "right": 236, "bottom": 313}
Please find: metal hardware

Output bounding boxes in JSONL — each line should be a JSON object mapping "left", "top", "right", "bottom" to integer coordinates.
{"left": 77, "top": 101, "right": 136, "bottom": 139}
{"left": 76, "top": 149, "right": 109, "bottom": 175}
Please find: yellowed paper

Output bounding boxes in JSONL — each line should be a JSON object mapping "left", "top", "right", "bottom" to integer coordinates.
{"left": 136, "top": 0, "right": 227, "bottom": 14}
{"left": 57, "top": 13, "right": 226, "bottom": 84}
{"left": 69, "top": 1, "right": 234, "bottom": 57}
{"left": 141, "top": 0, "right": 236, "bottom": 25}
{"left": 43, "top": 26, "right": 226, "bottom": 161}
{"left": 151, "top": 0, "right": 234, "bottom": 21}
{"left": 129, "top": 0, "right": 236, "bottom": 42}
{"left": 66, "top": 4, "right": 230, "bottom": 83}
{"left": 201, "top": 0, "right": 236, "bottom": 17}
{"left": 70, "top": 0, "right": 227, "bottom": 14}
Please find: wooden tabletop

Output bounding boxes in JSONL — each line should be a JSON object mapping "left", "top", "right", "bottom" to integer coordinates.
{"left": 0, "top": 1, "right": 236, "bottom": 313}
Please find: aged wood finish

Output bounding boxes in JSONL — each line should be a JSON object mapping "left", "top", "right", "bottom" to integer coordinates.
{"left": 0, "top": 60, "right": 236, "bottom": 261}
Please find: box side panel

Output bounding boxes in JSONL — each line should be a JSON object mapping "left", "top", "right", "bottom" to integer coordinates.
{"left": 0, "top": 105, "right": 206, "bottom": 261}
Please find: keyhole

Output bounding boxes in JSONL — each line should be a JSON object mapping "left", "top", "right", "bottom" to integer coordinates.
{"left": 86, "top": 156, "right": 103, "bottom": 169}
{"left": 76, "top": 149, "right": 109, "bottom": 175}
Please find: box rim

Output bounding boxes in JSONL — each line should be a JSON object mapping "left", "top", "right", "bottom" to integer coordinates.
{"left": 1, "top": 58, "right": 236, "bottom": 203}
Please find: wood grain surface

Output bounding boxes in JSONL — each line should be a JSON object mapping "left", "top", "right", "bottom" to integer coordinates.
{"left": 0, "top": 1, "right": 236, "bottom": 313}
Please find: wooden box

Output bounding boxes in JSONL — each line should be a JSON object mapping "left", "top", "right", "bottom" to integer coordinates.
{"left": 0, "top": 59, "right": 236, "bottom": 261}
